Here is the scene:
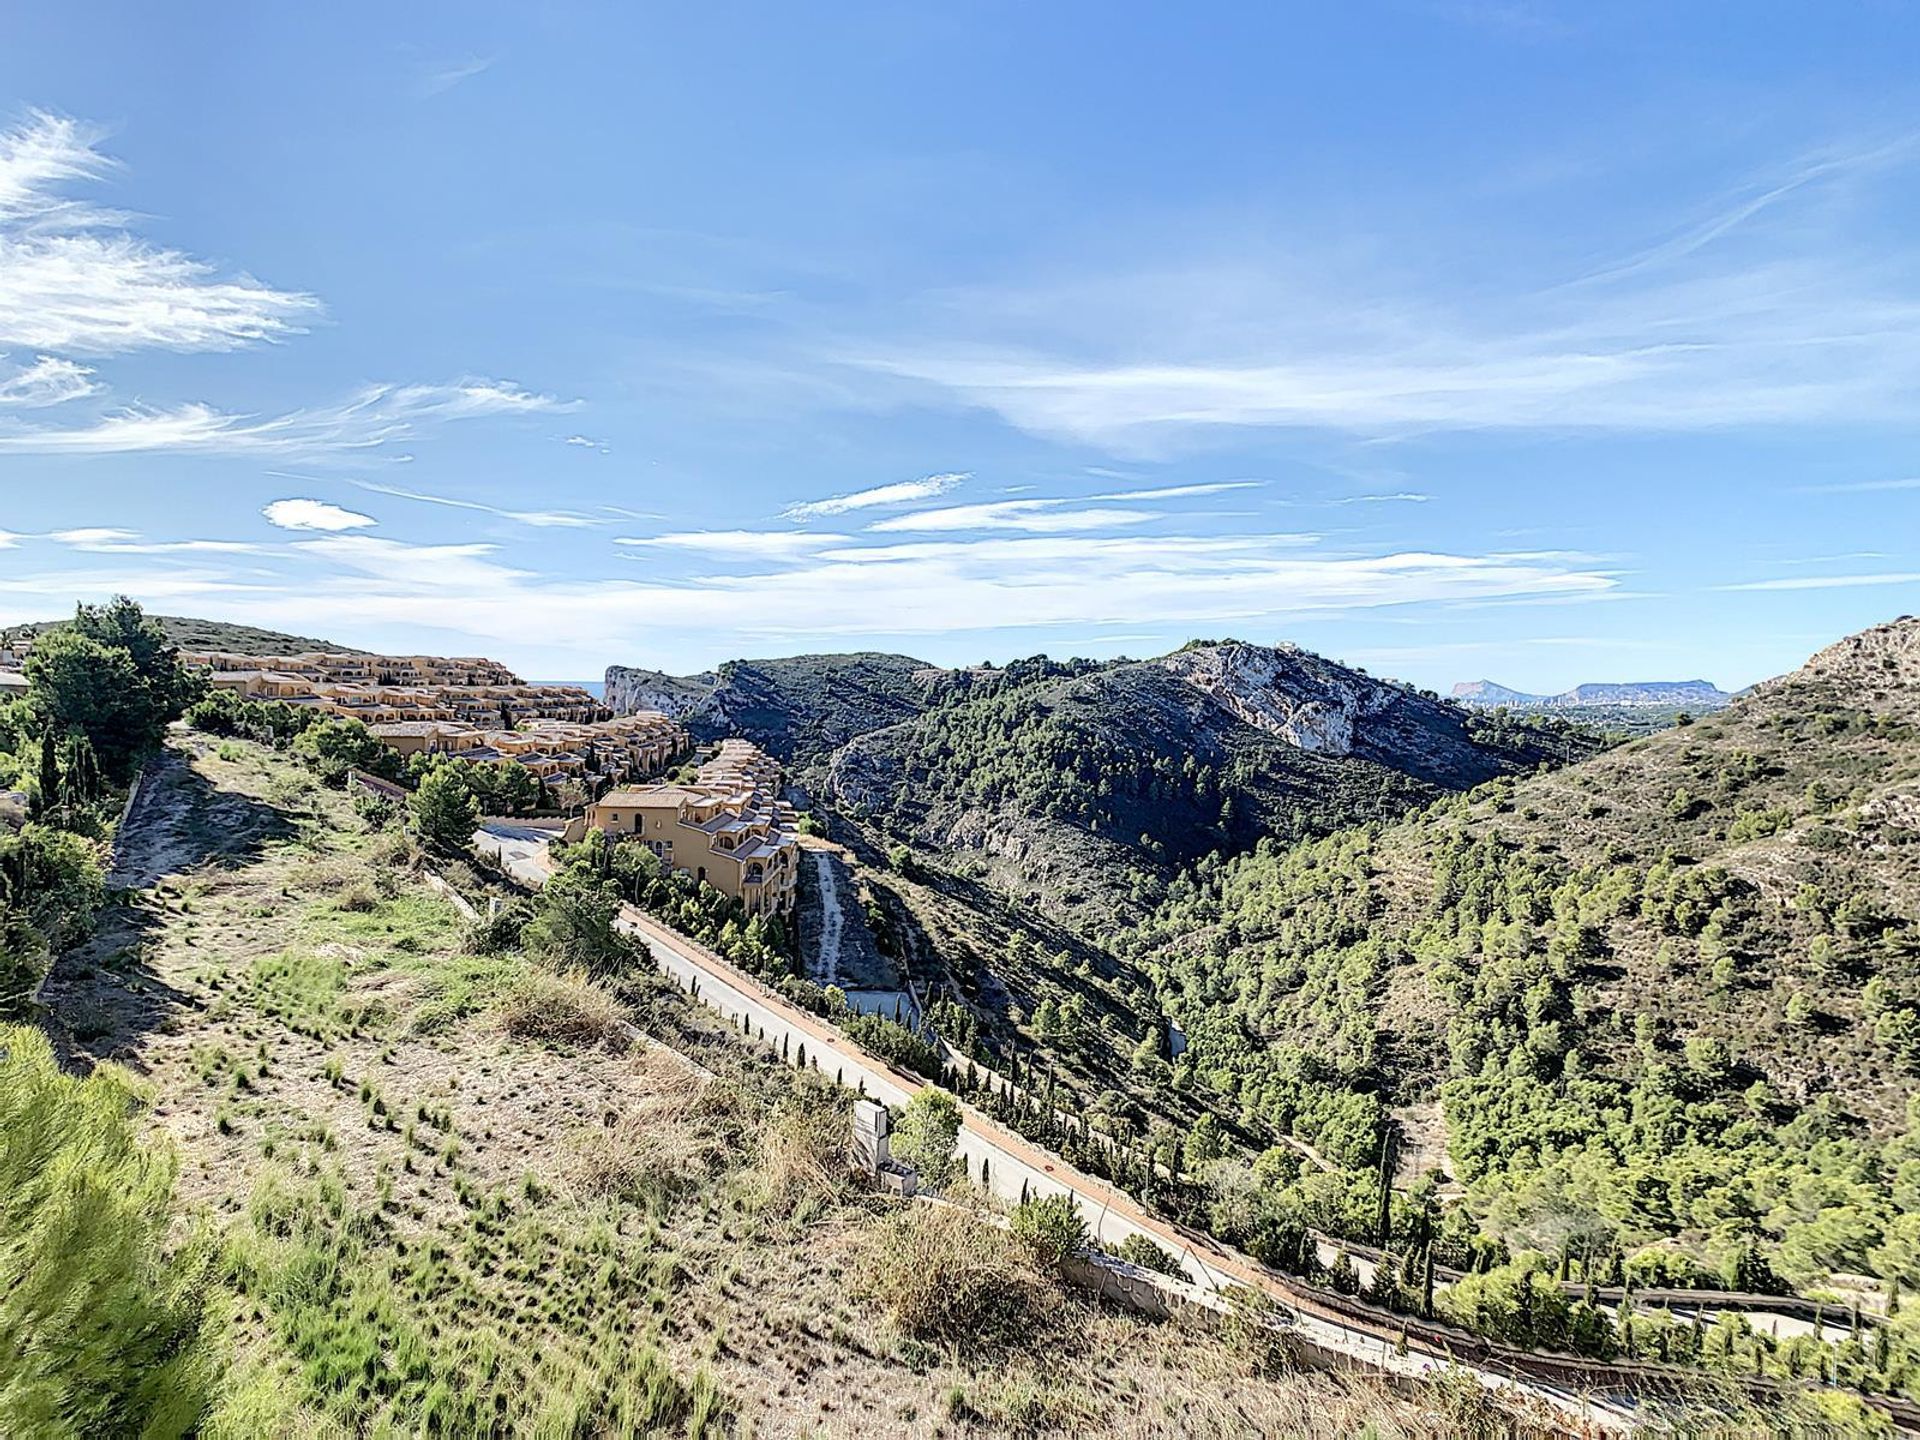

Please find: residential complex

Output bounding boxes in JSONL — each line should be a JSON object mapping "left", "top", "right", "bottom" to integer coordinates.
{"left": 188, "top": 648, "right": 684, "bottom": 795}
{"left": 367, "top": 712, "right": 687, "bottom": 791}
{"left": 576, "top": 739, "right": 801, "bottom": 918}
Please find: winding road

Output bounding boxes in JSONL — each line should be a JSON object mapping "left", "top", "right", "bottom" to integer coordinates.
{"left": 476, "top": 822, "right": 1792, "bottom": 1433}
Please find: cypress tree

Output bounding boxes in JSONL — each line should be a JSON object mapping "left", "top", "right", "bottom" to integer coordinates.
{"left": 37, "top": 730, "right": 60, "bottom": 812}
{"left": 1374, "top": 1124, "right": 1396, "bottom": 1247}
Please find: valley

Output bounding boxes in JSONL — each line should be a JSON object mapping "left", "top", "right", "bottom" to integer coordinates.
{"left": 7, "top": 598, "right": 1920, "bottom": 1436}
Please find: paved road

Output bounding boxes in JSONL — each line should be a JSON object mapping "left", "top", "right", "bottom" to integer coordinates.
{"left": 475, "top": 823, "right": 1634, "bottom": 1432}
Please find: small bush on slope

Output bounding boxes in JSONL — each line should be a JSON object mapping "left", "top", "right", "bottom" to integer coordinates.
{"left": 0, "top": 1024, "right": 214, "bottom": 1437}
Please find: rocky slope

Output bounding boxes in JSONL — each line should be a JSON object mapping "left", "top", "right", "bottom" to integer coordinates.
{"left": 604, "top": 652, "right": 939, "bottom": 763}
{"left": 821, "top": 641, "right": 1598, "bottom": 928}
{"left": 1125, "top": 614, "right": 1920, "bottom": 1287}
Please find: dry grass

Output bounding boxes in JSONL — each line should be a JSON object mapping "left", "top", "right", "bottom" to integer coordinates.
{"left": 738, "top": 1102, "right": 852, "bottom": 1223}
{"left": 564, "top": 1051, "right": 731, "bottom": 1206}
{"left": 565, "top": 1113, "right": 718, "bottom": 1207}
{"left": 496, "top": 966, "right": 633, "bottom": 1050}
{"left": 860, "top": 1203, "right": 1066, "bottom": 1347}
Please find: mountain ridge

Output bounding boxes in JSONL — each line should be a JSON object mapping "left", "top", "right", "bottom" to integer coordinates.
{"left": 1452, "top": 677, "right": 1733, "bottom": 709}
{"left": 819, "top": 639, "right": 1601, "bottom": 927}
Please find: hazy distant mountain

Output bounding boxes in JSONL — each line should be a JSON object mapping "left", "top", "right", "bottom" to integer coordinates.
{"left": 1452, "top": 677, "right": 1733, "bottom": 709}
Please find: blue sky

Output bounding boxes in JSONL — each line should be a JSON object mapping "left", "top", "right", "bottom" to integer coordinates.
{"left": 2, "top": 4, "right": 1918, "bottom": 688}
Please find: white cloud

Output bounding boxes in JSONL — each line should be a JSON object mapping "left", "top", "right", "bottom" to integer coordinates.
{"left": 20, "top": 525, "right": 1617, "bottom": 677}
{"left": 562, "top": 434, "right": 605, "bottom": 449}
{"left": 0, "top": 354, "right": 96, "bottom": 406}
{"left": 0, "top": 111, "right": 318, "bottom": 355}
{"left": 837, "top": 142, "right": 1920, "bottom": 451}
{"left": 262, "top": 498, "right": 376, "bottom": 532}
{"left": 1805, "top": 476, "right": 1920, "bottom": 494}
{"left": 616, "top": 530, "right": 851, "bottom": 557}
{"left": 47, "top": 526, "right": 261, "bottom": 554}
{"left": 350, "top": 478, "right": 604, "bottom": 528}
{"left": 867, "top": 499, "right": 1157, "bottom": 533}
{"left": 0, "top": 379, "right": 570, "bottom": 456}
{"left": 0, "top": 530, "right": 21, "bottom": 548}
{"left": 1718, "top": 572, "right": 1920, "bottom": 592}
{"left": 417, "top": 55, "right": 493, "bottom": 98}
{"left": 781, "top": 472, "right": 967, "bottom": 520}
{"left": 1087, "top": 481, "right": 1262, "bottom": 501}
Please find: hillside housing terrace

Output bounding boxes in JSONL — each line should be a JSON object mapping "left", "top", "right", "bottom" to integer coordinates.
{"left": 576, "top": 738, "right": 801, "bottom": 917}
{"left": 367, "top": 712, "right": 688, "bottom": 792}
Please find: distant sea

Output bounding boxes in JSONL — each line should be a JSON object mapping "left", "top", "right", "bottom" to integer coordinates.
{"left": 533, "top": 679, "right": 604, "bottom": 698}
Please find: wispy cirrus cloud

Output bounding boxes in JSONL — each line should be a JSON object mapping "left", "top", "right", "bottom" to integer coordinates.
{"left": 416, "top": 55, "right": 493, "bottom": 99}
{"left": 1718, "top": 572, "right": 1920, "bottom": 592}
{"left": 780, "top": 471, "right": 966, "bottom": 520}
{"left": 46, "top": 526, "right": 262, "bottom": 555}
{"left": 0, "top": 111, "right": 318, "bottom": 355}
{"left": 0, "top": 354, "right": 97, "bottom": 406}
{"left": 350, "top": 478, "right": 605, "bottom": 528}
{"left": 1803, "top": 476, "right": 1920, "bottom": 494}
{"left": 835, "top": 139, "right": 1920, "bottom": 452}
{"left": 0, "top": 379, "right": 569, "bottom": 457}
{"left": 1087, "top": 480, "right": 1262, "bottom": 501}
{"left": 867, "top": 499, "right": 1156, "bottom": 533}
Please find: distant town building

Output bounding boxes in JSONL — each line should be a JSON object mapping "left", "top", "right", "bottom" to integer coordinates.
{"left": 578, "top": 739, "right": 801, "bottom": 917}
{"left": 185, "top": 648, "right": 685, "bottom": 797}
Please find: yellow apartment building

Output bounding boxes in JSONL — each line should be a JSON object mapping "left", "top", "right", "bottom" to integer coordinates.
{"left": 578, "top": 740, "right": 799, "bottom": 918}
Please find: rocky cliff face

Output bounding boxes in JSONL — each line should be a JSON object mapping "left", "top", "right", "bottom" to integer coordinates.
{"left": 1161, "top": 642, "right": 1398, "bottom": 757}
{"left": 603, "top": 665, "right": 719, "bottom": 720}
{"left": 1158, "top": 641, "right": 1537, "bottom": 789}
{"left": 603, "top": 652, "right": 936, "bottom": 763}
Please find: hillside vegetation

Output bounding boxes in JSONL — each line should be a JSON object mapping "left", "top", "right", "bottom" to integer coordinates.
{"left": 1120, "top": 617, "right": 1920, "bottom": 1302}
{"left": 824, "top": 642, "right": 1598, "bottom": 930}
{"left": 605, "top": 652, "right": 937, "bottom": 764}
{"left": 10, "top": 728, "right": 1544, "bottom": 1437}
{"left": 4, "top": 615, "right": 359, "bottom": 657}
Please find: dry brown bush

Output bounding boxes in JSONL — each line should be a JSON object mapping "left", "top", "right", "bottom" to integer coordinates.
{"left": 860, "top": 1203, "right": 1064, "bottom": 1347}
{"left": 497, "top": 968, "right": 632, "bottom": 1050}
{"left": 740, "top": 1103, "right": 850, "bottom": 1222}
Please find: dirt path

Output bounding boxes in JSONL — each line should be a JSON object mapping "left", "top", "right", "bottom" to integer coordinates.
{"left": 810, "top": 849, "right": 845, "bottom": 984}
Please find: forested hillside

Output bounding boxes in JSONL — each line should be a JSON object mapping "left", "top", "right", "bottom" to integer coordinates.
{"left": 1119, "top": 616, "right": 1920, "bottom": 1293}
{"left": 604, "top": 652, "right": 937, "bottom": 763}
{"left": 4, "top": 616, "right": 358, "bottom": 656}
{"left": 823, "top": 642, "right": 1597, "bottom": 929}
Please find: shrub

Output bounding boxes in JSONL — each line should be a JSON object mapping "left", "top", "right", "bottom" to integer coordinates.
{"left": 1116, "top": 1232, "right": 1184, "bottom": 1277}
{"left": 521, "top": 867, "right": 639, "bottom": 977}
{"left": 891, "top": 1088, "right": 962, "bottom": 1187}
{"left": 860, "top": 1204, "right": 1059, "bottom": 1346}
{"left": 496, "top": 968, "right": 631, "bottom": 1050}
{"left": 0, "top": 1024, "right": 215, "bottom": 1433}
{"left": 1009, "top": 1193, "right": 1089, "bottom": 1268}
{"left": 408, "top": 767, "right": 478, "bottom": 858}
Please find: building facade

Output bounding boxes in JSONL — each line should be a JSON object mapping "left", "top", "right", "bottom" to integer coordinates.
{"left": 579, "top": 739, "right": 800, "bottom": 918}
